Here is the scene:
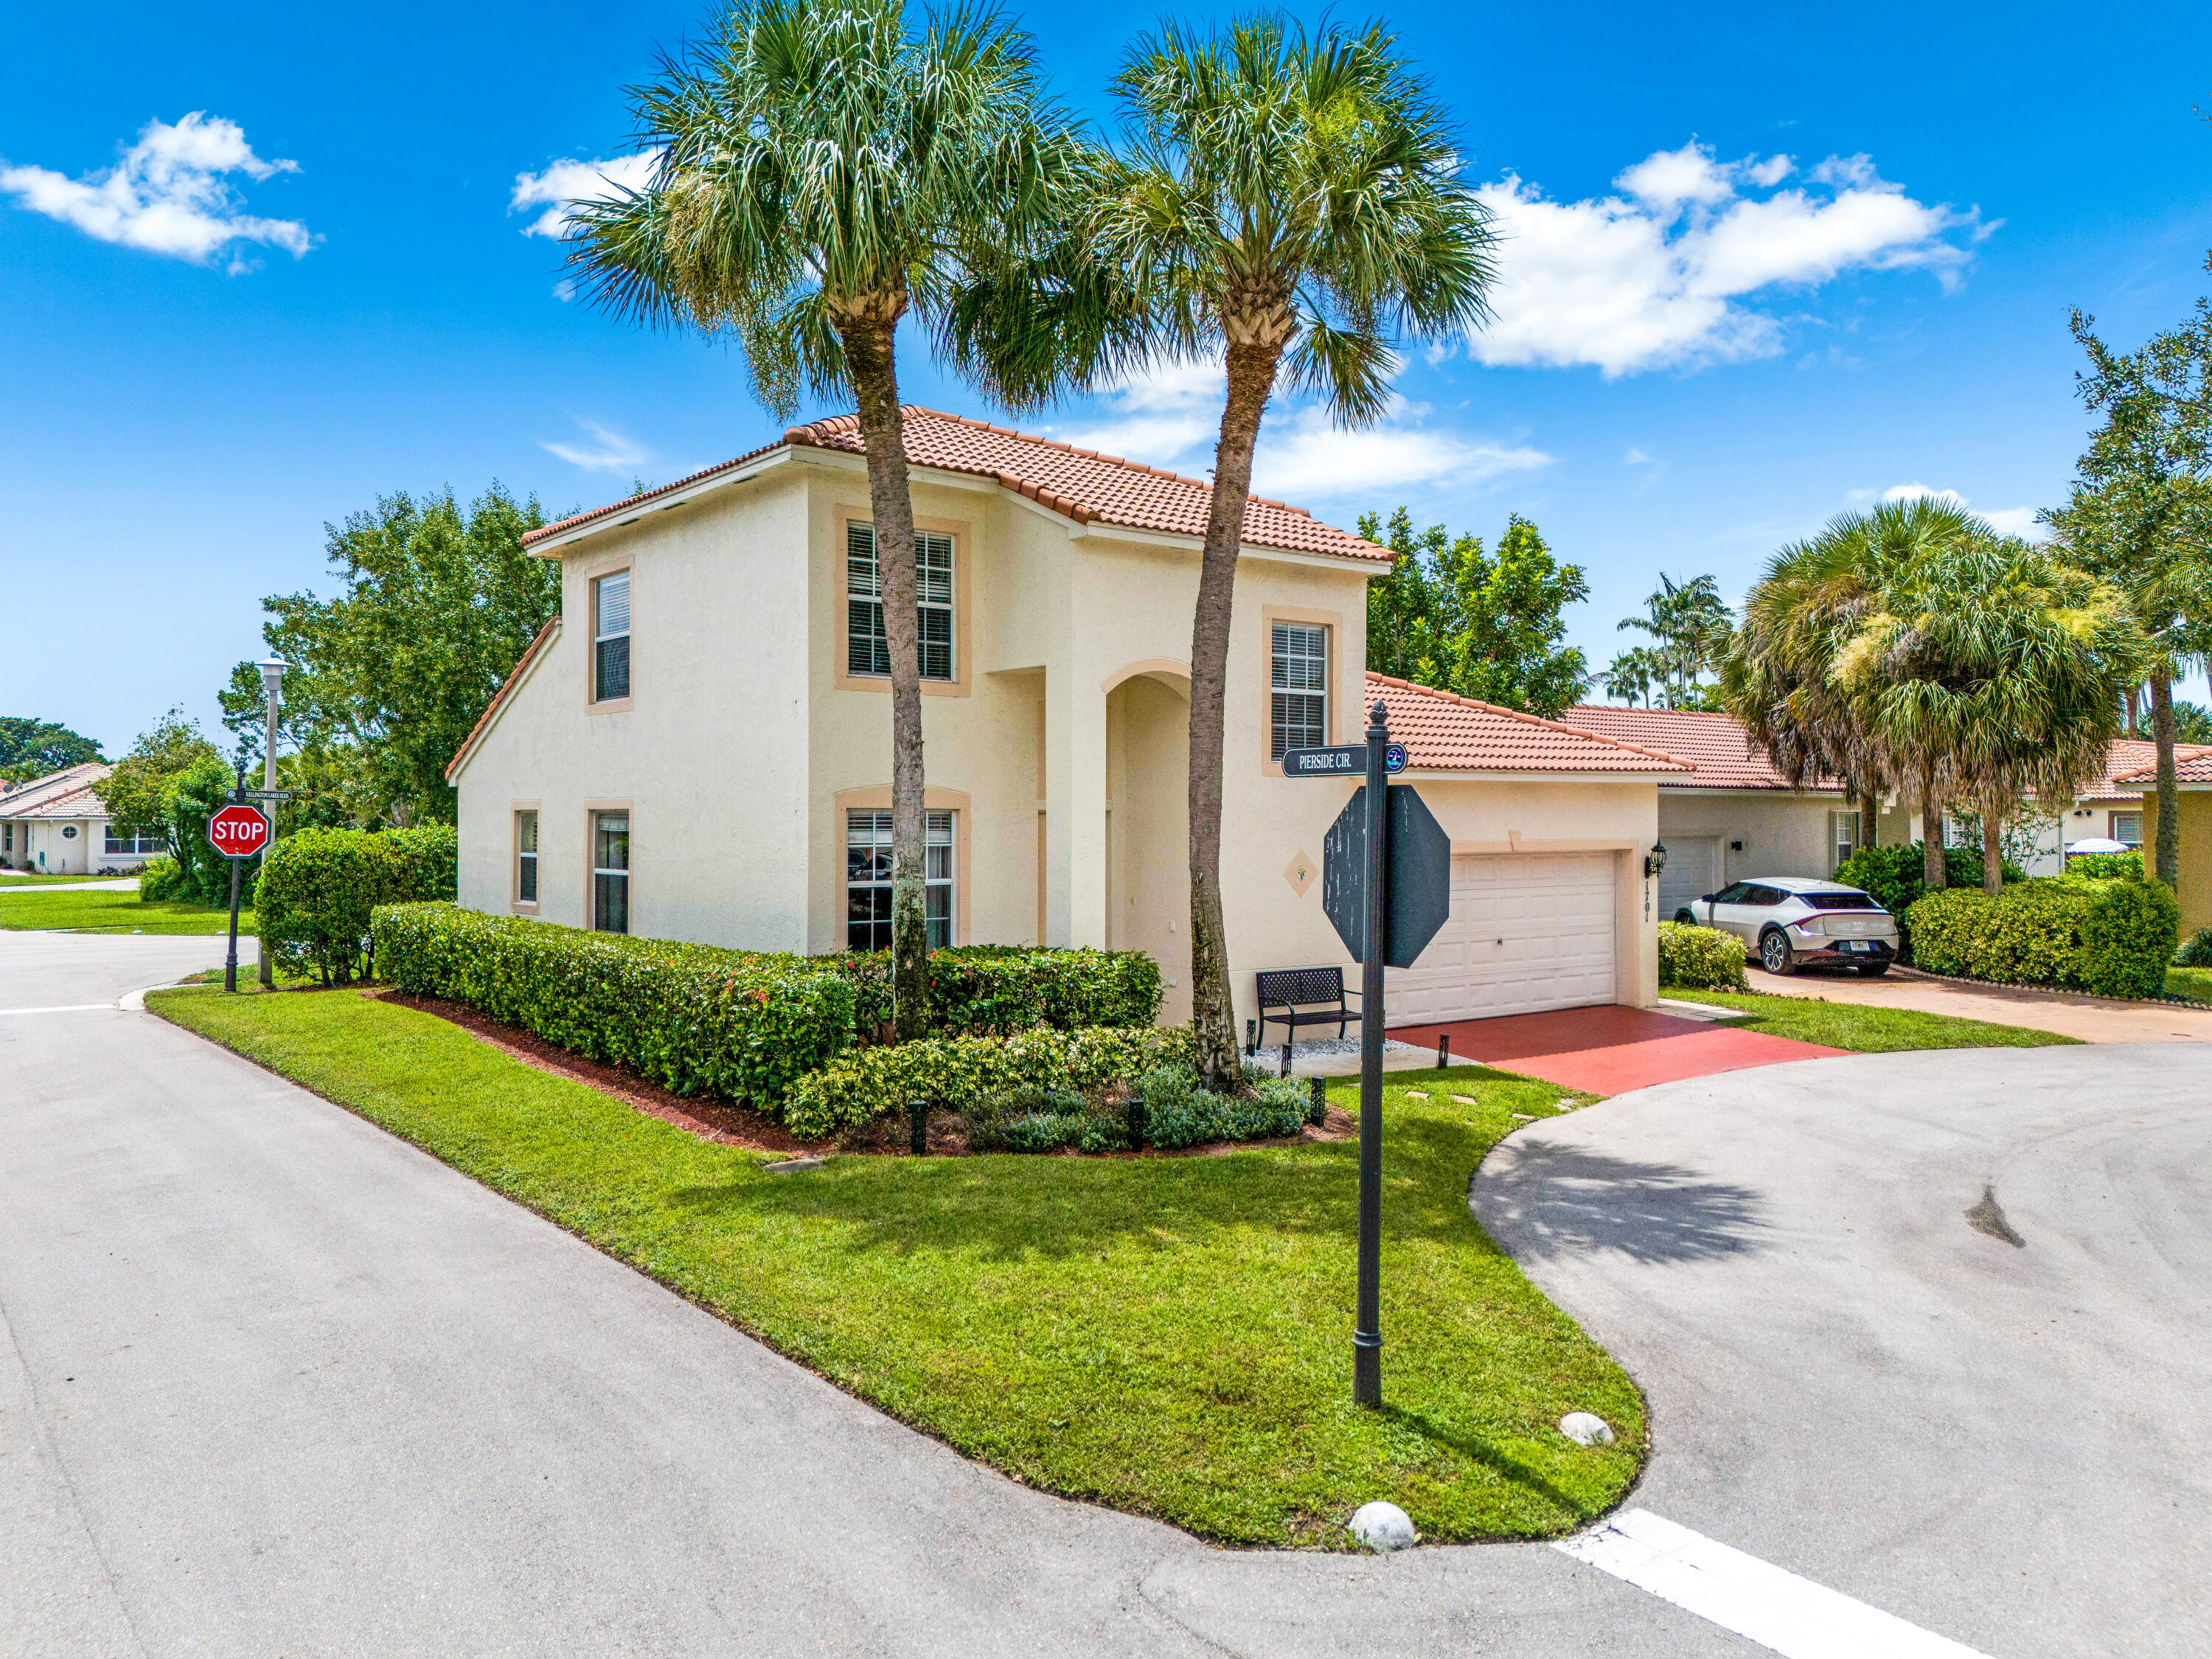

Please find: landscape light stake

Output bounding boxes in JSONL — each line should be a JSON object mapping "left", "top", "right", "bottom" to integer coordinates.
{"left": 1279, "top": 1037, "right": 1292, "bottom": 1079}
{"left": 1354, "top": 700, "right": 1391, "bottom": 1408}
{"left": 222, "top": 767, "right": 246, "bottom": 995}
{"left": 1308, "top": 1074, "right": 1326, "bottom": 1127}
{"left": 1438, "top": 1032, "right": 1450, "bottom": 1070}
{"left": 1245, "top": 1018, "right": 1256, "bottom": 1057}
{"left": 908, "top": 1097, "right": 928, "bottom": 1157}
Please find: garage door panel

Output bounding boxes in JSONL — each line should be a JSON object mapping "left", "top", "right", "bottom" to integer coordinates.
{"left": 1388, "top": 852, "right": 1618, "bottom": 1021}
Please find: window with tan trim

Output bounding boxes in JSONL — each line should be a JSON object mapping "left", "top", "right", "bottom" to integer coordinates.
{"left": 1270, "top": 622, "right": 1328, "bottom": 759}
{"left": 846, "top": 522, "right": 953, "bottom": 681}
{"left": 593, "top": 571, "right": 630, "bottom": 702}
{"left": 515, "top": 810, "right": 539, "bottom": 904}
{"left": 845, "top": 810, "right": 953, "bottom": 950}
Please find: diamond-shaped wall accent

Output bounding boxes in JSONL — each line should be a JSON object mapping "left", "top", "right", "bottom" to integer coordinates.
{"left": 1284, "top": 849, "right": 1318, "bottom": 897}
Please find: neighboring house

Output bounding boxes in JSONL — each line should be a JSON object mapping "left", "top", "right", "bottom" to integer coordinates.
{"left": 2122, "top": 748, "right": 2212, "bottom": 936}
{"left": 0, "top": 762, "right": 159, "bottom": 875}
{"left": 450, "top": 406, "right": 1688, "bottom": 1032}
{"left": 1874, "top": 740, "right": 2212, "bottom": 876}
{"left": 1557, "top": 704, "right": 1855, "bottom": 919}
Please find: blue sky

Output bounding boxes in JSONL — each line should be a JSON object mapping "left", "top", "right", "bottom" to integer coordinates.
{"left": 4, "top": 1, "right": 2209, "bottom": 756}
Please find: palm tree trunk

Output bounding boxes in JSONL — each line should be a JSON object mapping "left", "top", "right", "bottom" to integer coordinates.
{"left": 1980, "top": 804, "right": 2004, "bottom": 896}
{"left": 1919, "top": 762, "right": 1947, "bottom": 891}
{"left": 839, "top": 308, "right": 931, "bottom": 1042}
{"left": 2151, "top": 669, "right": 2179, "bottom": 888}
{"left": 1188, "top": 339, "right": 1281, "bottom": 1089}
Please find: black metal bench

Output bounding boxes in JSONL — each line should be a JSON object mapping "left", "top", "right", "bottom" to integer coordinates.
{"left": 1253, "top": 966, "right": 1363, "bottom": 1052}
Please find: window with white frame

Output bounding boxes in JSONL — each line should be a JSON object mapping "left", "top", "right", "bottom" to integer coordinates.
{"left": 1828, "top": 810, "right": 1860, "bottom": 871}
{"left": 104, "top": 827, "right": 164, "bottom": 855}
{"left": 592, "top": 811, "right": 629, "bottom": 933}
{"left": 1270, "top": 622, "right": 1328, "bottom": 759}
{"left": 846, "top": 523, "right": 953, "bottom": 681}
{"left": 515, "top": 810, "right": 538, "bottom": 903}
{"left": 594, "top": 571, "right": 631, "bottom": 702}
{"left": 2112, "top": 810, "right": 2143, "bottom": 847}
{"left": 846, "top": 810, "right": 953, "bottom": 950}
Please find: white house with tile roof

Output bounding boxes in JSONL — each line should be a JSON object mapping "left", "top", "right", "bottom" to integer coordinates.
{"left": 448, "top": 407, "right": 1688, "bottom": 1029}
{"left": 0, "top": 762, "right": 162, "bottom": 875}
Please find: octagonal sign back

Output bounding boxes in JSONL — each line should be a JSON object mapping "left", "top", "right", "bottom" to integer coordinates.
{"left": 1320, "top": 784, "right": 1452, "bottom": 968}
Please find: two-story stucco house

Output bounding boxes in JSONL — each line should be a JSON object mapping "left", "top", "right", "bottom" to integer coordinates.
{"left": 448, "top": 408, "right": 1689, "bottom": 1032}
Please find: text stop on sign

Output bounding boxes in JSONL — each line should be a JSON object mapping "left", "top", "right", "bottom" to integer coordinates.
{"left": 206, "top": 804, "right": 270, "bottom": 859}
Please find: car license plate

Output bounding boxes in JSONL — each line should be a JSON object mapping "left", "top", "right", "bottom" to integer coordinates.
{"left": 1837, "top": 940, "right": 1868, "bottom": 953}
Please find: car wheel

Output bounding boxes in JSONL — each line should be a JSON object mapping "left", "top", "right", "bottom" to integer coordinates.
{"left": 1759, "top": 928, "right": 1794, "bottom": 975}
{"left": 1856, "top": 963, "right": 1891, "bottom": 978}
{"left": 1672, "top": 908, "right": 1695, "bottom": 925}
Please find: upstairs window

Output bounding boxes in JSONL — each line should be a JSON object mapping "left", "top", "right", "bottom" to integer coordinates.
{"left": 1270, "top": 622, "right": 1328, "bottom": 759}
{"left": 594, "top": 571, "right": 630, "bottom": 702}
{"left": 847, "top": 523, "right": 953, "bottom": 681}
{"left": 845, "top": 810, "right": 953, "bottom": 951}
{"left": 515, "top": 810, "right": 538, "bottom": 904}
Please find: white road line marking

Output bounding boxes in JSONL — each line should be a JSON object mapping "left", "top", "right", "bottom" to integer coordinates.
{"left": 1555, "top": 1509, "right": 1992, "bottom": 1658}
{"left": 0, "top": 1004, "right": 118, "bottom": 1017}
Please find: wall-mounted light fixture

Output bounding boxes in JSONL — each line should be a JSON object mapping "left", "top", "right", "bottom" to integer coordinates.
{"left": 1644, "top": 841, "right": 1668, "bottom": 879}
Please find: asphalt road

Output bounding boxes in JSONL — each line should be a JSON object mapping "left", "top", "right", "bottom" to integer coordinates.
{"left": 1478, "top": 1045, "right": 2212, "bottom": 1659}
{"left": 6, "top": 931, "right": 2203, "bottom": 1657}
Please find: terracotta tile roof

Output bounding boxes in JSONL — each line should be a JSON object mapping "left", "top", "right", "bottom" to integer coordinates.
{"left": 0, "top": 762, "right": 111, "bottom": 815}
{"left": 445, "top": 618, "right": 560, "bottom": 782}
{"left": 524, "top": 406, "right": 1392, "bottom": 564}
{"left": 1366, "top": 675, "right": 1694, "bottom": 775}
{"left": 2114, "top": 742, "right": 2212, "bottom": 788}
{"left": 1558, "top": 705, "right": 1836, "bottom": 791}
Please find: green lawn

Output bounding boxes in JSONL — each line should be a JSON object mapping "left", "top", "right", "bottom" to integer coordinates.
{"left": 2165, "top": 965, "right": 2212, "bottom": 1004}
{"left": 0, "top": 872, "right": 138, "bottom": 887}
{"left": 1666, "top": 988, "right": 2079, "bottom": 1049}
{"left": 0, "top": 888, "right": 247, "bottom": 934}
{"left": 150, "top": 984, "right": 1642, "bottom": 1547}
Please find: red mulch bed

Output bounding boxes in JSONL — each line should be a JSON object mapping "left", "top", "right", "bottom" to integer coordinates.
{"left": 368, "top": 989, "right": 1355, "bottom": 1158}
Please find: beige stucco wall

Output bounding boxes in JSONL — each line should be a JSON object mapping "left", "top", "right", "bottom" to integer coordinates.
{"left": 1657, "top": 790, "right": 1847, "bottom": 889}
{"left": 2142, "top": 788, "right": 2212, "bottom": 936}
{"left": 457, "top": 448, "right": 1664, "bottom": 1029}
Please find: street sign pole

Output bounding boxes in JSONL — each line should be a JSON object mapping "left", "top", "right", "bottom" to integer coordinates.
{"left": 223, "top": 767, "right": 246, "bottom": 994}
{"left": 1354, "top": 699, "right": 1389, "bottom": 1407}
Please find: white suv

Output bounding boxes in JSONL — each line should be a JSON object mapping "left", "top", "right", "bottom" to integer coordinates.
{"left": 1674, "top": 877, "right": 1902, "bottom": 978}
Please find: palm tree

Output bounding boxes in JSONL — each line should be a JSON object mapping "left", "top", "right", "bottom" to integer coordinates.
{"left": 566, "top": 0, "right": 1079, "bottom": 1038}
{"left": 1094, "top": 15, "right": 1495, "bottom": 1085}
{"left": 2047, "top": 302, "right": 2212, "bottom": 888}
{"left": 1847, "top": 537, "right": 2135, "bottom": 894}
{"left": 1620, "top": 573, "right": 1733, "bottom": 709}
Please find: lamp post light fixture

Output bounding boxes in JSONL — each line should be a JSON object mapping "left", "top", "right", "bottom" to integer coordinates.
{"left": 255, "top": 657, "right": 287, "bottom": 985}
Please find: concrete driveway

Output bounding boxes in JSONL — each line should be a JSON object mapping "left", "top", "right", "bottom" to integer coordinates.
{"left": 1477, "top": 1045, "right": 2212, "bottom": 1659}
{"left": 1744, "top": 961, "right": 2212, "bottom": 1043}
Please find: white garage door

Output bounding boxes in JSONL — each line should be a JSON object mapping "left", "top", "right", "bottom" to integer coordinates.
{"left": 1659, "top": 835, "right": 1721, "bottom": 921}
{"left": 1386, "top": 852, "right": 1617, "bottom": 1023}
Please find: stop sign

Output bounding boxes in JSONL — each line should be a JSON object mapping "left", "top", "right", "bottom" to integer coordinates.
{"left": 207, "top": 804, "right": 271, "bottom": 860}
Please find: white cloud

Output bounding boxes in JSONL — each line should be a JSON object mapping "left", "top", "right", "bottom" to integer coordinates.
{"left": 1054, "top": 356, "right": 1550, "bottom": 505}
{"left": 511, "top": 153, "right": 661, "bottom": 237}
{"left": 1623, "top": 447, "right": 1653, "bottom": 465}
{"left": 1469, "top": 141, "right": 1984, "bottom": 377}
{"left": 1874, "top": 482, "right": 2043, "bottom": 539}
{"left": 0, "top": 112, "right": 312, "bottom": 267}
{"left": 542, "top": 417, "right": 651, "bottom": 473}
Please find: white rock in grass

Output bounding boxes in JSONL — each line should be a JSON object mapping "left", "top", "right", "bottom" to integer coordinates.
{"left": 1559, "top": 1412, "right": 1615, "bottom": 1446}
{"left": 1349, "top": 1500, "right": 1416, "bottom": 1552}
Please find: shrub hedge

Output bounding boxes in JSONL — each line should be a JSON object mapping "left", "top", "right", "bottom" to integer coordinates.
{"left": 259, "top": 825, "right": 459, "bottom": 983}
{"left": 1658, "top": 922, "right": 1749, "bottom": 991}
{"left": 2066, "top": 850, "right": 2144, "bottom": 881}
{"left": 373, "top": 902, "right": 858, "bottom": 1107}
{"left": 1138, "top": 1066, "right": 1308, "bottom": 1150}
{"left": 1832, "top": 842, "right": 2023, "bottom": 922}
{"left": 1905, "top": 874, "right": 2180, "bottom": 998}
{"left": 835, "top": 945, "right": 1163, "bottom": 1035}
{"left": 137, "top": 855, "right": 184, "bottom": 901}
{"left": 784, "top": 1023, "right": 1194, "bottom": 1139}
{"left": 2177, "top": 927, "right": 2212, "bottom": 969}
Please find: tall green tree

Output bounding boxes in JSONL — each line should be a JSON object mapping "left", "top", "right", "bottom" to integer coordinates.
{"left": 1357, "top": 507, "right": 1588, "bottom": 715}
{"left": 93, "top": 710, "right": 246, "bottom": 900}
{"left": 1615, "top": 573, "right": 1733, "bottom": 709}
{"left": 1096, "top": 15, "right": 1495, "bottom": 1084}
{"left": 568, "top": 0, "right": 1083, "bottom": 1039}
{"left": 2046, "top": 285, "right": 2212, "bottom": 886}
{"left": 0, "top": 717, "right": 103, "bottom": 784}
{"left": 218, "top": 486, "right": 555, "bottom": 828}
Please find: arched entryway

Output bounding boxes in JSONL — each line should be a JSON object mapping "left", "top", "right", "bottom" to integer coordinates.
{"left": 1102, "top": 661, "right": 1192, "bottom": 1023}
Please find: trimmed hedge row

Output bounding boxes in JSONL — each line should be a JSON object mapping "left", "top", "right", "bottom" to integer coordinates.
{"left": 1658, "top": 922, "right": 1749, "bottom": 991}
{"left": 259, "top": 825, "right": 459, "bottom": 983}
{"left": 785, "top": 1023, "right": 1194, "bottom": 1139}
{"left": 1905, "top": 875, "right": 2180, "bottom": 998}
{"left": 372, "top": 902, "right": 857, "bottom": 1106}
{"left": 835, "top": 945, "right": 1163, "bottom": 1035}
